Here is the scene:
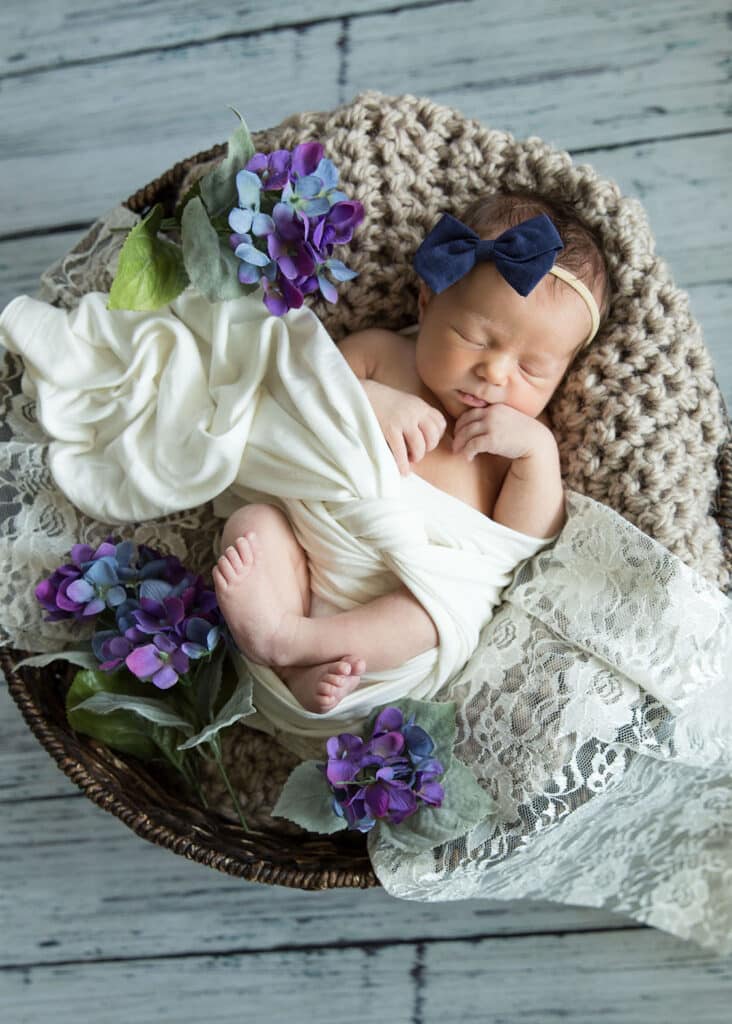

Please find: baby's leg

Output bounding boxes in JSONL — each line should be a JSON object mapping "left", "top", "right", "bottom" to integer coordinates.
{"left": 213, "top": 504, "right": 439, "bottom": 712}
{"left": 214, "top": 504, "right": 365, "bottom": 713}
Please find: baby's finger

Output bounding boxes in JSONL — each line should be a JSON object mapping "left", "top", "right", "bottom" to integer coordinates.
{"left": 388, "top": 433, "right": 410, "bottom": 476}
{"left": 405, "top": 428, "right": 426, "bottom": 464}
{"left": 423, "top": 413, "right": 446, "bottom": 450}
{"left": 452, "top": 419, "right": 484, "bottom": 452}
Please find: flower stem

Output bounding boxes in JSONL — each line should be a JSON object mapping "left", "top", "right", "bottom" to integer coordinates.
{"left": 210, "top": 737, "right": 249, "bottom": 831}
{"left": 182, "top": 754, "right": 209, "bottom": 809}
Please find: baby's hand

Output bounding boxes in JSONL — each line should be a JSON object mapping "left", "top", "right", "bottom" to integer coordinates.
{"left": 361, "top": 379, "right": 446, "bottom": 475}
{"left": 452, "top": 404, "right": 556, "bottom": 463}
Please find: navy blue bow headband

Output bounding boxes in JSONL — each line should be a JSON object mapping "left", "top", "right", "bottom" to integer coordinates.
{"left": 413, "top": 211, "right": 601, "bottom": 345}
{"left": 413, "top": 212, "right": 564, "bottom": 297}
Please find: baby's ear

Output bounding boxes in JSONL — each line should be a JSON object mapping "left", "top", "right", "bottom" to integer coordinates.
{"left": 417, "top": 282, "right": 432, "bottom": 322}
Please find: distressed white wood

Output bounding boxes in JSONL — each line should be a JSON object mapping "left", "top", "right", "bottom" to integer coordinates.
{"left": 588, "top": 133, "right": 732, "bottom": 289}
{"left": 1, "top": 930, "right": 728, "bottom": 1024}
{"left": 344, "top": 0, "right": 731, "bottom": 148}
{"left": 0, "top": 27, "right": 343, "bottom": 237}
{"left": 0, "top": 0, "right": 424, "bottom": 74}
{"left": 419, "top": 930, "right": 732, "bottom": 1023}
{"left": 2, "top": 2, "right": 730, "bottom": 236}
{"left": 0, "top": 231, "right": 84, "bottom": 310}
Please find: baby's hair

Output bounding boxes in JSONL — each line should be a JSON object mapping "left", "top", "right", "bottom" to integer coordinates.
{"left": 458, "top": 191, "right": 612, "bottom": 334}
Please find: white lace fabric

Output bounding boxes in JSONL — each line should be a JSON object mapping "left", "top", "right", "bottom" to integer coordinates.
{"left": 2, "top": 209, "right": 732, "bottom": 957}
{"left": 370, "top": 494, "right": 732, "bottom": 957}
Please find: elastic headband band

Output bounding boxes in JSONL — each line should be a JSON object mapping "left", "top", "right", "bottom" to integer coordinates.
{"left": 547, "top": 265, "right": 600, "bottom": 347}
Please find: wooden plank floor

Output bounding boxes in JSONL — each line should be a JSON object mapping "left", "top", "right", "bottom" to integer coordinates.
{"left": 1, "top": 1, "right": 731, "bottom": 1019}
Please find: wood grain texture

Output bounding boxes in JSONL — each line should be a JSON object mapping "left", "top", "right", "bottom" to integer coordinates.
{"left": 0, "top": 0, "right": 427, "bottom": 74}
{"left": 344, "top": 0, "right": 731, "bottom": 146}
{"left": 2, "top": 931, "right": 730, "bottom": 1024}
{"left": 0, "top": 24, "right": 343, "bottom": 236}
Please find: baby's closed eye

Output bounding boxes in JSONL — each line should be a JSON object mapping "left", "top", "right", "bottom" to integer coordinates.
{"left": 519, "top": 363, "right": 547, "bottom": 378}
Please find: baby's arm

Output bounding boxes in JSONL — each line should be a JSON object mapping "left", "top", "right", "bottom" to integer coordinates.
{"left": 492, "top": 436, "right": 565, "bottom": 538}
{"left": 338, "top": 329, "right": 446, "bottom": 474}
{"left": 453, "top": 405, "right": 565, "bottom": 538}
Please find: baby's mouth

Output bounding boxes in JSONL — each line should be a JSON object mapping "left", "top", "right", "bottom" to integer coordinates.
{"left": 457, "top": 390, "right": 488, "bottom": 408}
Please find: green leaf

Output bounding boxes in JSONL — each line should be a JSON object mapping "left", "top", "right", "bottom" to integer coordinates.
{"left": 177, "top": 663, "right": 254, "bottom": 750}
{"left": 272, "top": 760, "right": 348, "bottom": 835}
{"left": 375, "top": 758, "right": 497, "bottom": 854}
{"left": 16, "top": 650, "right": 99, "bottom": 671}
{"left": 192, "top": 645, "right": 225, "bottom": 724}
{"left": 150, "top": 722, "right": 193, "bottom": 775}
{"left": 66, "top": 669, "right": 160, "bottom": 760}
{"left": 72, "top": 690, "right": 194, "bottom": 732}
{"left": 367, "top": 697, "right": 458, "bottom": 773}
{"left": 200, "top": 108, "right": 255, "bottom": 217}
{"left": 108, "top": 203, "right": 189, "bottom": 311}
{"left": 181, "top": 196, "right": 246, "bottom": 303}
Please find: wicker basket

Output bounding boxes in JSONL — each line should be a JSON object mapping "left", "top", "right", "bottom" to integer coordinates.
{"left": 3, "top": 92, "right": 731, "bottom": 890}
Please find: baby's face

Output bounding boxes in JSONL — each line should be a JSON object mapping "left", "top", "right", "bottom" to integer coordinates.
{"left": 415, "top": 262, "right": 594, "bottom": 424}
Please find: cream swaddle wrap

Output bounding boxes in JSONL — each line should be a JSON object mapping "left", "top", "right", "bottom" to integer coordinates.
{"left": 0, "top": 289, "right": 549, "bottom": 737}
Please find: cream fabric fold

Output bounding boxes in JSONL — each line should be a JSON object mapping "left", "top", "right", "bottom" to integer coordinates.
{"left": 0, "top": 289, "right": 550, "bottom": 736}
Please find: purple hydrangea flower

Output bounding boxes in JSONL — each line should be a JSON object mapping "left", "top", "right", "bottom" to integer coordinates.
{"left": 226, "top": 141, "right": 364, "bottom": 316}
{"left": 246, "top": 149, "right": 291, "bottom": 191}
{"left": 228, "top": 169, "right": 275, "bottom": 238}
{"left": 35, "top": 538, "right": 129, "bottom": 621}
{"left": 126, "top": 633, "right": 190, "bottom": 690}
{"left": 181, "top": 617, "right": 221, "bottom": 659}
{"left": 323, "top": 706, "right": 445, "bottom": 832}
{"left": 39, "top": 539, "right": 228, "bottom": 689}
{"left": 261, "top": 274, "right": 304, "bottom": 316}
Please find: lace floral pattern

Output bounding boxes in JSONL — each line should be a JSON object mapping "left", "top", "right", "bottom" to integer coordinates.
{"left": 370, "top": 493, "right": 732, "bottom": 956}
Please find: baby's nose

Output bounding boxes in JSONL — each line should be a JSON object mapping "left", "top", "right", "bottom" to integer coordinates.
{"left": 477, "top": 353, "right": 511, "bottom": 386}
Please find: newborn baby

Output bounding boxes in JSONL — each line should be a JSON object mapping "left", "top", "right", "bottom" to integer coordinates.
{"left": 213, "top": 190, "right": 611, "bottom": 713}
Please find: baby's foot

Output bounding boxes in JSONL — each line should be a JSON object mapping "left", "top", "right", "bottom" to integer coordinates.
{"left": 280, "top": 656, "right": 366, "bottom": 714}
{"left": 212, "top": 532, "right": 298, "bottom": 667}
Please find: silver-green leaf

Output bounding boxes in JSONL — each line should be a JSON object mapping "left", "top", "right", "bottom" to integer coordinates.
{"left": 200, "top": 108, "right": 256, "bottom": 217}
{"left": 272, "top": 760, "right": 348, "bottom": 835}
{"left": 374, "top": 757, "right": 497, "bottom": 854}
{"left": 16, "top": 650, "right": 99, "bottom": 671}
{"left": 72, "top": 691, "right": 194, "bottom": 732}
{"left": 181, "top": 196, "right": 245, "bottom": 302}
{"left": 177, "top": 670, "right": 255, "bottom": 750}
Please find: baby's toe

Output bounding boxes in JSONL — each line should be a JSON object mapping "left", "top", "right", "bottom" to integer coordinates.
{"left": 229, "top": 543, "right": 247, "bottom": 567}
{"left": 320, "top": 674, "right": 343, "bottom": 692}
{"left": 233, "top": 535, "right": 254, "bottom": 567}
{"left": 216, "top": 554, "right": 238, "bottom": 583}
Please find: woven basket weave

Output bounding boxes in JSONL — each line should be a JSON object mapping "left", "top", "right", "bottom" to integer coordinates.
{"left": 3, "top": 91, "right": 731, "bottom": 889}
